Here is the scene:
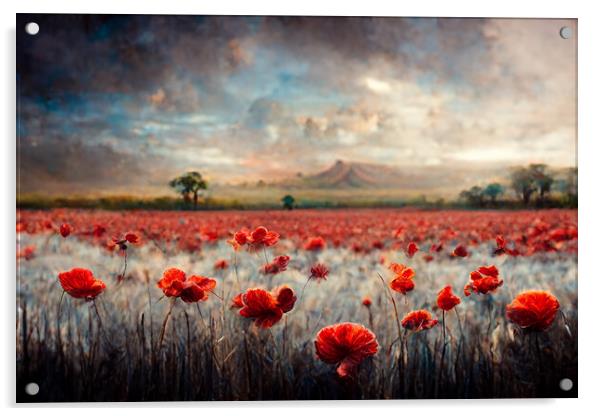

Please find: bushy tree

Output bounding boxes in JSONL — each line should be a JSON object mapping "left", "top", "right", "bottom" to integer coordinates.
{"left": 528, "top": 164, "right": 554, "bottom": 205}
{"left": 281, "top": 194, "right": 295, "bottom": 210}
{"left": 169, "top": 172, "right": 207, "bottom": 209}
{"left": 510, "top": 167, "right": 536, "bottom": 206}
{"left": 564, "top": 167, "right": 578, "bottom": 206}
{"left": 510, "top": 164, "right": 556, "bottom": 206}
{"left": 483, "top": 183, "right": 504, "bottom": 204}
{"left": 459, "top": 186, "right": 484, "bottom": 207}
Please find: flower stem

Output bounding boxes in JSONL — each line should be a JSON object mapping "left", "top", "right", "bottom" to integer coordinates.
{"left": 57, "top": 290, "right": 65, "bottom": 322}
{"left": 438, "top": 310, "right": 447, "bottom": 390}
{"left": 376, "top": 272, "right": 404, "bottom": 396}
{"left": 92, "top": 298, "right": 112, "bottom": 348}
{"left": 209, "top": 290, "right": 223, "bottom": 301}
{"left": 158, "top": 298, "right": 176, "bottom": 350}
{"left": 454, "top": 307, "right": 465, "bottom": 341}
{"left": 196, "top": 302, "right": 207, "bottom": 328}
{"left": 232, "top": 251, "right": 241, "bottom": 290}
{"left": 282, "top": 315, "right": 288, "bottom": 356}
{"left": 297, "top": 276, "right": 312, "bottom": 306}
{"left": 120, "top": 248, "right": 128, "bottom": 281}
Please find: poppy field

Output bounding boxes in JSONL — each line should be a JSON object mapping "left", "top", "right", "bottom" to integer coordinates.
{"left": 16, "top": 208, "right": 578, "bottom": 401}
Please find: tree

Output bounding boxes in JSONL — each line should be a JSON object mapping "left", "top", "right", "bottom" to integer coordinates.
{"left": 483, "top": 183, "right": 504, "bottom": 204}
{"left": 459, "top": 186, "right": 484, "bottom": 207}
{"left": 564, "top": 167, "right": 578, "bottom": 206}
{"left": 169, "top": 172, "right": 207, "bottom": 209}
{"left": 528, "top": 164, "right": 554, "bottom": 205}
{"left": 566, "top": 167, "right": 578, "bottom": 197}
{"left": 281, "top": 194, "right": 295, "bottom": 210}
{"left": 510, "top": 167, "right": 536, "bottom": 206}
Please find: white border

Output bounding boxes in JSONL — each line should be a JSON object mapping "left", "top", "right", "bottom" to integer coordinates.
{"left": 2, "top": 0, "right": 601, "bottom": 414}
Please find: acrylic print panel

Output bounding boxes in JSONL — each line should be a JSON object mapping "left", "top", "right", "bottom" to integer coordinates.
{"left": 16, "top": 14, "right": 577, "bottom": 402}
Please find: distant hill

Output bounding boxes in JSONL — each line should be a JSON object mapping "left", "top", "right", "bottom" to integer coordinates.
{"left": 270, "top": 159, "right": 514, "bottom": 195}
{"left": 304, "top": 160, "right": 403, "bottom": 188}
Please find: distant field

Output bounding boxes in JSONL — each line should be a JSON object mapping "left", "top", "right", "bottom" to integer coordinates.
{"left": 17, "top": 188, "right": 429, "bottom": 210}
{"left": 17, "top": 209, "right": 577, "bottom": 401}
{"left": 17, "top": 187, "right": 575, "bottom": 210}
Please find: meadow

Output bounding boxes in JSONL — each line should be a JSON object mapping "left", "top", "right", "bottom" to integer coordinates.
{"left": 16, "top": 208, "right": 578, "bottom": 401}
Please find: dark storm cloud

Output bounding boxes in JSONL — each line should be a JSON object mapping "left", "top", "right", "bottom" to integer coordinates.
{"left": 17, "top": 15, "right": 492, "bottom": 113}
{"left": 18, "top": 15, "right": 256, "bottom": 109}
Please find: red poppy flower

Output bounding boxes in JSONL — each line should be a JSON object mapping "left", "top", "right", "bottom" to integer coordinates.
{"left": 494, "top": 235, "right": 506, "bottom": 255}
{"left": 496, "top": 234, "right": 505, "bottom": 246}
{"left": 124, "top": 232, "right": 140, "bottom": 244}
{"left": 59, "top": 223, "right": 72, "bottom": 238}
{"left": 214, "top": 259, "right": 229, "bottom": 270}
{"left": 304, "top": 236, "right": 327, "bottom": 251}
{"left": 112, "top": 232, "right": 141, "bottom": 248}
{"left": 104, "top": 239, "right": 117, "bottom": 252}
{"left": 58, "top": 268, "right": 106, "bottom": 300}
{"left": 17, "top": 245, "right": 36, "bottom": 260}
{"left": 430, "top": 243, "right": 443, "bottom": 253}
{"left": 372, "top": 240, "right": 384, "bottom": 250}
{"left": 92, "top": 224, "right": 106, "bottom": 238}
{"left": 157, "top": 268, "right": 187, "bottom": 297}
{"left": 452, "top": 244, "right": 469, "bottom": 257}
{"left": 200, "top": 228, "right": 218, "bottom": 243}
{"left": 231, "top": 293, "right": 244, "bottom": 309}
{"left": 310, "top": 263, "right": 329, "bottom": 281}
{"left": 272, "top": 285, "right": 297, "bottom": 313}
{"left": 274, "top": 255, "right": 290, "bottom": 269}
{"left": 314, "top": 322, "right": 379, "bottom": 378}
{"left": 401, "top": 310, "right": 439, "bottom": 331}
{"left": 407, "top": 241, "right": 419, "bottom": 258}
{"left": 389, "top": 262, "right": 414, "bottom": 276}
{"left": 179, "top": 275, "right": 217, "bottom": 303}
{"left": 239, "top": 288, "right": 284, "bottom": 328}
{"left": 263, "top": 255, "right": 290, "bottom": 274}
{"left": 16, "top": 221, "right": 26, "bottom": 233}
{"left": 548, "top": 227, "right": 577, "bottom": 242}
{"left": 436, "top": 285, "right": 461, "bottom": 311}
{"left": 362, "top": 297, "right": 372, "bottom": 307}
{"left": 506, "top": 290, "right": 560, "bottom": 331}
{"left": 228, "top": 229, "right": 250, "bottom": 250}
{"left": 478, "top": 265, "right": 499, "bottom": 277}
{"left": 157, "top": 268, "right": 217, "bottom": 302}
{"left": 229, "top": 226, "right": 279, "bottom": 251}
{"left": 234, "top": 229, "right": 250, "bottom": 245}
{"left": 249, "top": 226, "right": 279, "bottom": 248}
{"left": 464, "top": 265, "right": 504, "bottom": 296}
{"left": 389, "top": 263, "right": 415, "bottom": 294}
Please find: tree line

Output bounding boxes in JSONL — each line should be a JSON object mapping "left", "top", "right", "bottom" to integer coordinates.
{"left": 459, "top": 164, "right": 577, "bottom": 208}
{"left": 166, "top": 165, "right": 576, "bottom": 211}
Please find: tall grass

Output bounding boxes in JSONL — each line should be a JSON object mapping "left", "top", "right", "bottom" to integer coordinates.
{"left": 16, "top": 228, "right": 577, "bottom": 401}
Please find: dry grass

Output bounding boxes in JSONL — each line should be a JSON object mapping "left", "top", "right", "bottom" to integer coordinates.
{"left": 16, "top": 222, "right": 577, "bottom": 402}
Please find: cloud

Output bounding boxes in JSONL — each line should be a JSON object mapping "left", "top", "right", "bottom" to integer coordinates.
{"left": 363, "top": 77, "right": 392, "bottom": 94}
{"left": 16, "top": 15, "right": 577, "bottom": 196}
{"left": 149, "top": 88, "right": 166, "bottom": 107}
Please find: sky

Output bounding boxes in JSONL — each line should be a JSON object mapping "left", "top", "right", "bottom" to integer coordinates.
{"left": 17, "top": 15, "right": 577, "bottom": 196}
